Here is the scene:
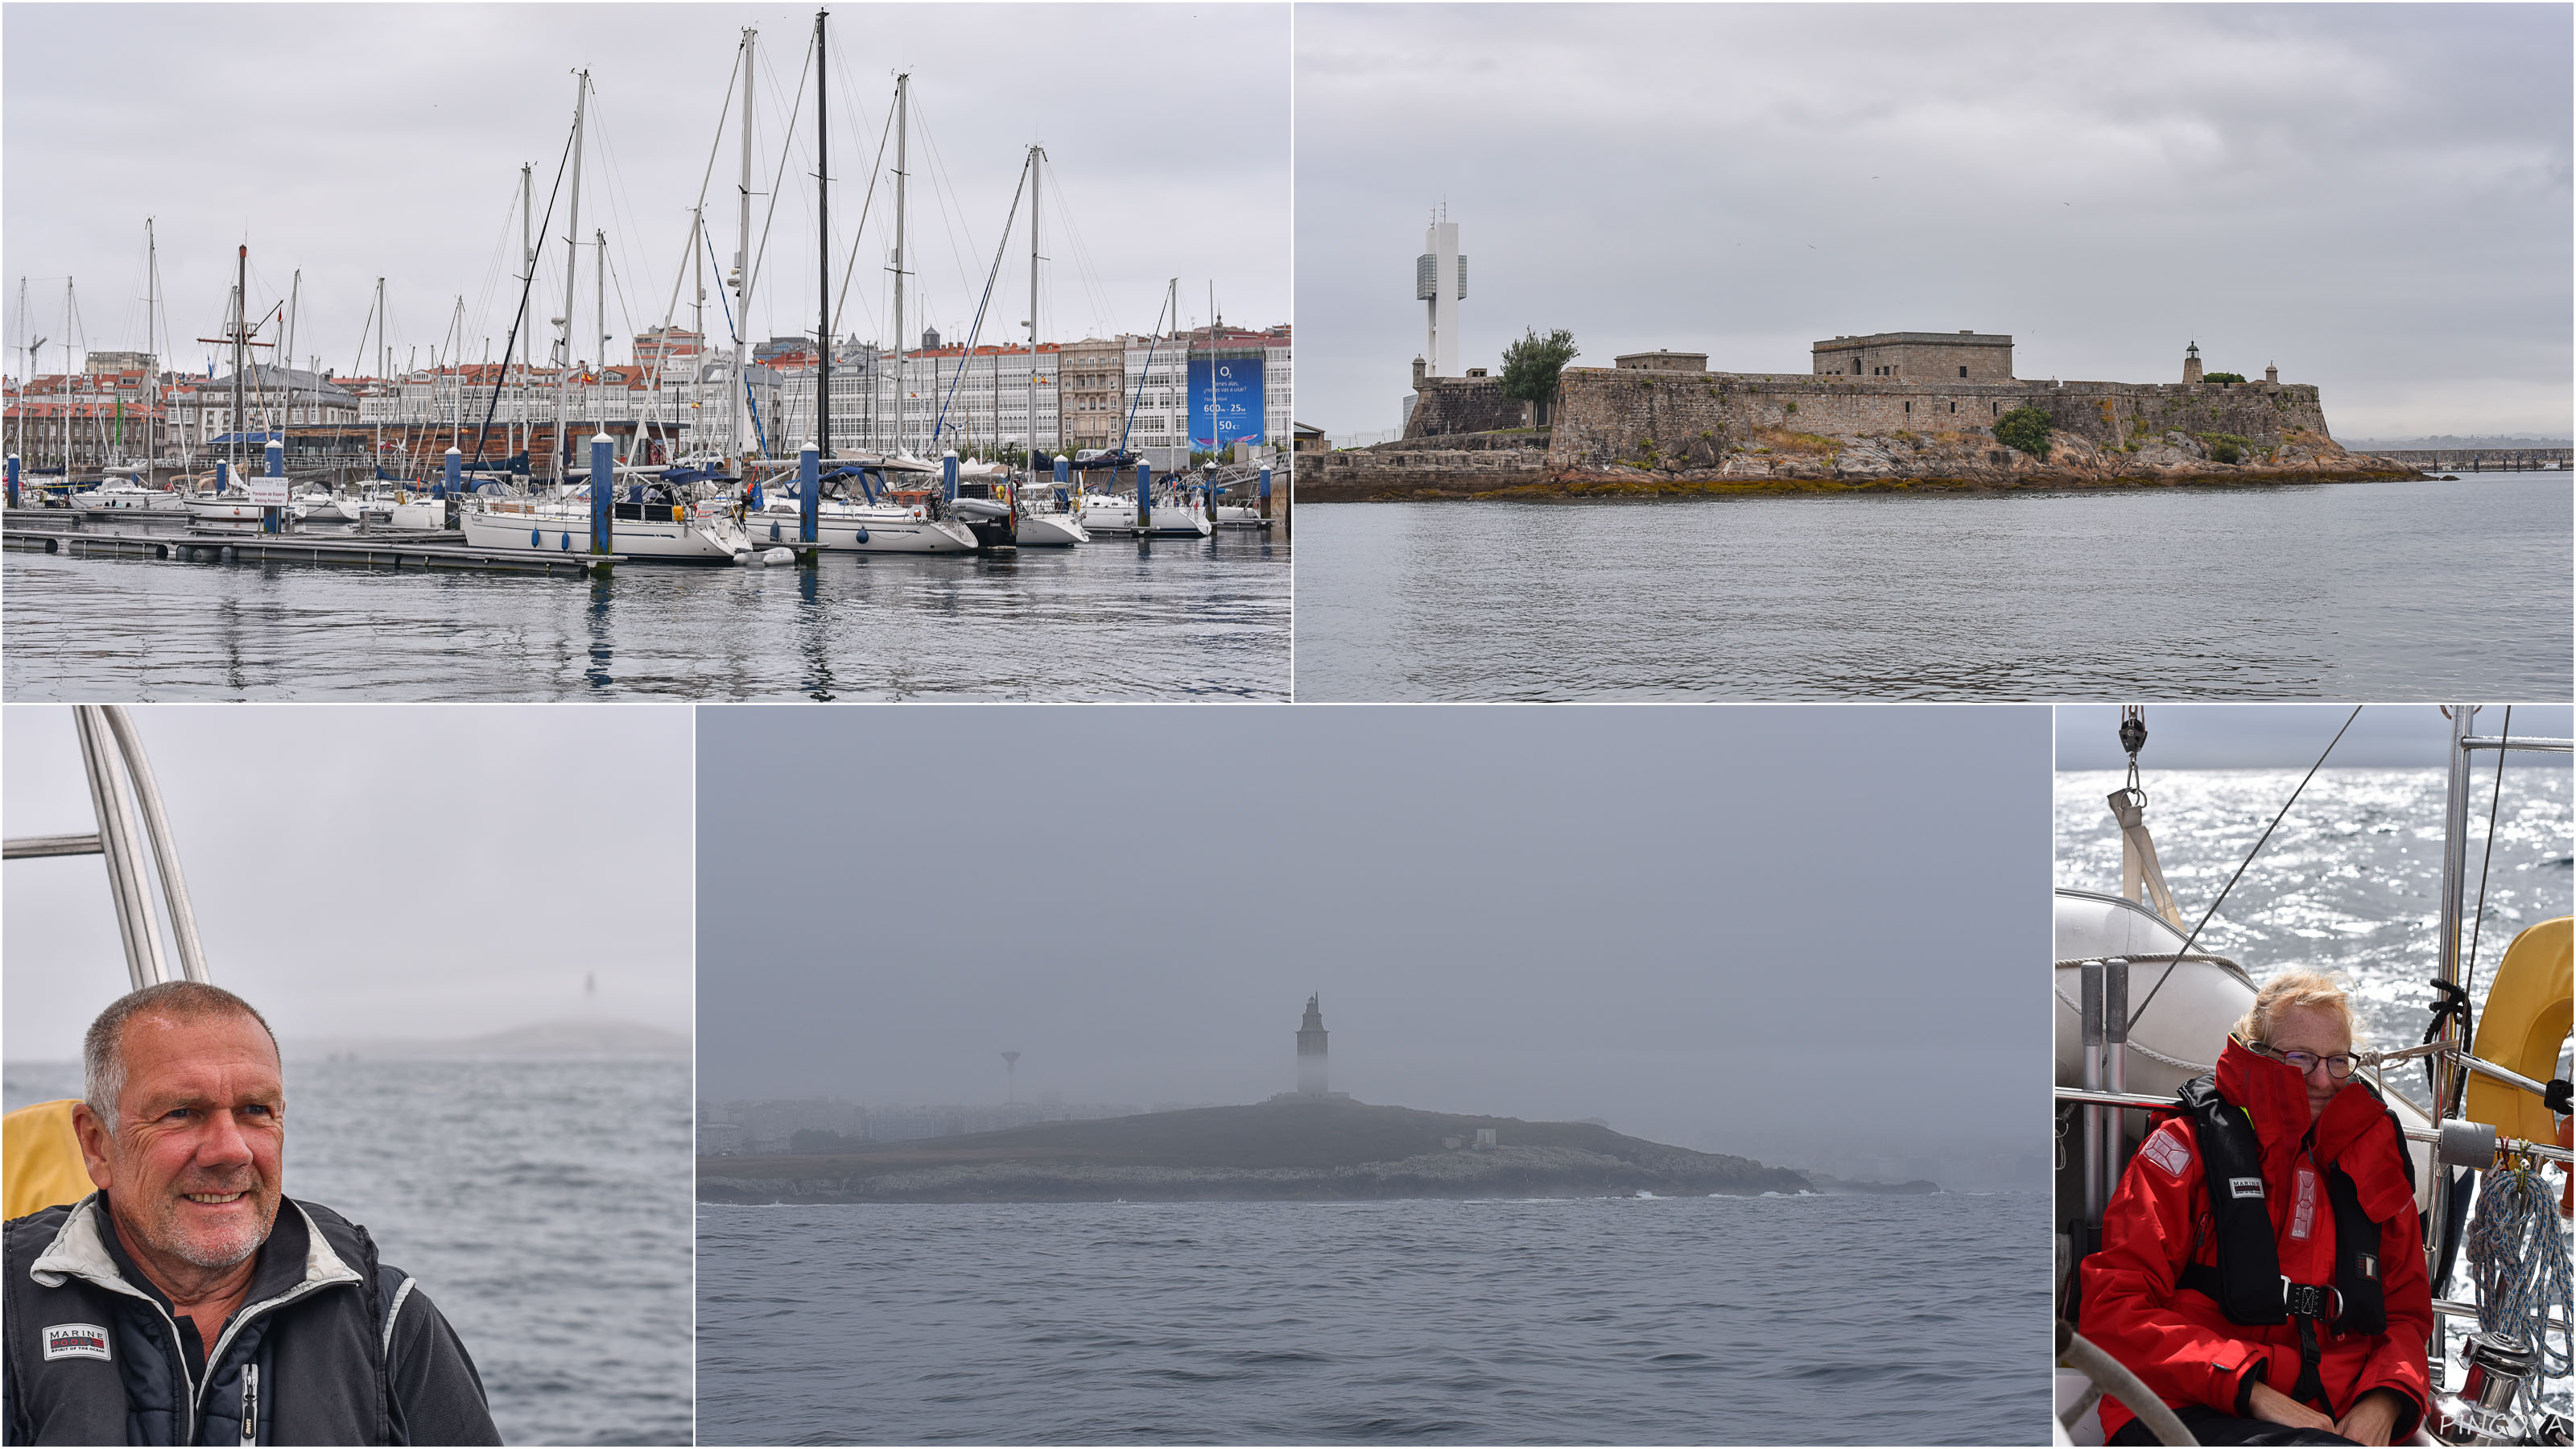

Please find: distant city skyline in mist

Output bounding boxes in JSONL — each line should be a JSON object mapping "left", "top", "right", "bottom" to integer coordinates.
{"left": 697, "top": 704, "right": 2049, "bottom": 1179}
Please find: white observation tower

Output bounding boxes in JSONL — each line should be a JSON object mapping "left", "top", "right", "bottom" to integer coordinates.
{"left": 1416, "top": 211, "right": 1466, "bottom": 379}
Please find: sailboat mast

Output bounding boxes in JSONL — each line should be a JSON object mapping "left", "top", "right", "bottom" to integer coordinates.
{"left": 1024, "top": 146, "right": 1038, "bottom": 473}
{"left": 281, "top": 270, "right": 299, "bottom": 448}
{"left": 518, "top": 162, "right": 533, "bottom": 466}
{"left": 814, "top": 8, "right": 831, "bottom": 461}
{"left": 142, "top": 221, "right": 159, "bottom": 472}
{"left": 230, "top": 249, "right": 246, "bottom": 480}
{"left": 891, "top": 72, "right": 909, "bottom": 458}
{"left": 559, "top": 68, "right": 588, "bottom": 484}
{"left": 729, "top": 29, "right": 753, "bottom": 477}
{"left": 593, "top": 229, "right": 606, "bottom": 444}
{"left": 690, "top": 205, "right": 705, "bottom": 460}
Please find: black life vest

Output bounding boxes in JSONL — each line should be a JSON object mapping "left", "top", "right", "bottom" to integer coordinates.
{"left": 3, "top": 1196, "right": 398, "bottom": 1446}
{"left": 2172, "top": 1071, "right": 2408, "bottom": 1337}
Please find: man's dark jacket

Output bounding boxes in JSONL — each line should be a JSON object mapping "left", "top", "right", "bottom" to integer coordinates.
{"left": 4, "top": 1193, "right": 499, "bottom": 1445}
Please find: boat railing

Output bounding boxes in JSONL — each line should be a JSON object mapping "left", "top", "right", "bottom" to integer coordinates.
{"left": 0, "top": 705, "right": 207, "bottom": 989}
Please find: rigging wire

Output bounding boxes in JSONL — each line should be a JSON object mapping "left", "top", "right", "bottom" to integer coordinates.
{"left": 742, "top": 31, "right": 816, "bottom": 353}
{"left": 2124, "top": 704, "right": 2365, "bottom": 1033}
{"left": 929, "top": 152, "right": 1029, "bottom": 448}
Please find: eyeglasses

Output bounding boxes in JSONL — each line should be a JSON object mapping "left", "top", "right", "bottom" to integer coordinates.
{"left": 2257, "top": 1043, "right": 2356, "bottom": 1079}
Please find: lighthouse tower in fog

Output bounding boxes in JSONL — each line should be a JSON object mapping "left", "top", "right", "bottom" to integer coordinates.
{"left": 1296, "top": 995, "right": 1331, "bottom": 1096}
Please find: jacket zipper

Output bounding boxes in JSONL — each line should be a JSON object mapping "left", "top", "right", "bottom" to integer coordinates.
{"left": 239, "top": 1363, "right": 258, "bottom": 1445}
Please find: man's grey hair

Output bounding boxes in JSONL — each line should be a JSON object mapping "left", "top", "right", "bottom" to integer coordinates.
{"left": 83, "top": 981, "right": 280, "bottom": 1136}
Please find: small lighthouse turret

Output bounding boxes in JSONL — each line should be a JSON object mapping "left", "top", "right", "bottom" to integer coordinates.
{"left": 1296, "top": 995, "right": 1330, "bottom": 1096}
{"left": 2182, "top": 341, "right": 2203, "bottom": 385}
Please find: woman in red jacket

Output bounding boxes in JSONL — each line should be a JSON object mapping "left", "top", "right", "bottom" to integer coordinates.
{"left": 2082, "top": 971, "right": 2431, "bottom": 1447}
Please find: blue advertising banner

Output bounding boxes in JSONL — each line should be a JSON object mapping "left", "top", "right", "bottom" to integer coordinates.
{"left": 1188, "top": 351, "right": 1266, "bottom": 451}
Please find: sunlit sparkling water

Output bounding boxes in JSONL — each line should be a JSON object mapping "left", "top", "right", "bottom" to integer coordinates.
{"left": 3, "top": 1059, "right": 692, "bottom": 1446}
{"left": 3, "top": 530, "right": 1287, "bottom": 700}
{"left": 2055, "top": 764, "right": 2572, "bottom": 1051}
{"left": 1294, "top": 477, "right": 2571, "bottom": 700}
{"left": 697, "top": 1193, "right": 2046, "bottom": 1446}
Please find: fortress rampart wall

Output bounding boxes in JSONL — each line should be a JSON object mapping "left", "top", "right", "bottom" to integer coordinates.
{"left": 1546, "top": 368, "right": 2331, "bottom": 470}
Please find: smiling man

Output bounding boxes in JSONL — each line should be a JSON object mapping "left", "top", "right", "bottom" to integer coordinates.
{"left": 2, "top": 982, "right": 499, "bottom": 1445}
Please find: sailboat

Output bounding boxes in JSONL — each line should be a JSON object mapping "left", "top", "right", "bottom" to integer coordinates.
{"left": 1010, "top": 144, "right": 1087, "bottom": 547}
{"left": 456, "top": 69, "right": 750, "bottom": 563}
{"left": 737, "top": 48, "right": 978, "bottom": 555}
{"left": 2050, "top": 705, "right": 2573, "bottom": 1446}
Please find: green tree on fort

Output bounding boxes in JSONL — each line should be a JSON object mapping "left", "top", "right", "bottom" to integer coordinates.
{"left": 2202, "top": 371, "right": 2247, "bottom": 386}
{"left": 1995, "top": 406, "right": 2053, "bottom": 458}
{"left": 1500, "top": 328, "right": 1580, "bottom": 418}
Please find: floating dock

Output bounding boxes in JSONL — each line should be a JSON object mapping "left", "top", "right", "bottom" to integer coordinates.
{"left": 4, "top": 522, "right": 622, "bottom": 576}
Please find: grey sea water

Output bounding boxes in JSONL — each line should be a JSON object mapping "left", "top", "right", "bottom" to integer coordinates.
{"left": 696, "top": 1192, "right": 2048, "bottom": 1445}
{"left": 1294, "top": 477, "right": 2573, "bottom": 700}
{"left": 1, "top": 531, "right": 1287, "bottom": 700}
{"left": 2, "top": 1058, "right": 693, "bottom": 1446}
{"left": 2054, "top": 763, "right": 2574, "bottom": 1052}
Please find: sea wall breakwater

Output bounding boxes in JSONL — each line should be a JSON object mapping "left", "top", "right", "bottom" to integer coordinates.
{"left": 697, "top": 1100, "right": 1818, "bottom": 1203}
{"left": 1302, "top": 365, "right": 2425, "bottom": 500}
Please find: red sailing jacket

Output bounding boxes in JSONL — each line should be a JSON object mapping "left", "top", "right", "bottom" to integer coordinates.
{"left": 2080, "top": 1036, "right": 2431, "bottom": 1441}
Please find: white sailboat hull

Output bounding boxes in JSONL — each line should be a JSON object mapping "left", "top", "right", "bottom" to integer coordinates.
{"left": 1014, "top": 511, "right": 1089, "bottom": 546}
{"left": 185, "top": 497, "right": 263, "bottom": 522}
{"left": 743, "top": 504, "right": 978, "bottom": 554}
{"left": 1076, "top": 498, "right": 1212, "bottom": 539}
{"left": 460, "top": 501, "right": 751, "bottom": 561}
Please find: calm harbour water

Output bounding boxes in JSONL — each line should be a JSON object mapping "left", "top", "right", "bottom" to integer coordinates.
{"left": 2056, "top": 762, "right": 2574, "bottom": 1051}
{"left": 3, "top": 1058, "right": 694, "bottom": 1446}
{"left": 696, "top": 1192, "right": 2048, "bottom": 1445}
{"left": 2, "top": 530, "right": 1287, "bottom": 700}
{"left": 1295, "top": 477, "right": 2572, "bottom": 700}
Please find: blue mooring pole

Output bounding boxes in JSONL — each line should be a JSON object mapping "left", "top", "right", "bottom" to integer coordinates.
{"left": 589, "top": 432, "right": 613, "bottom": 555}
{"left": 943, "top": 450, "right": 959, "bottom": 504}
{"left": 5, "top": 454, "right": 18, "bottom": 510}
{"left": 1052, "top": 453, "right": 1069, "bottom": 510}
{"left": 444, "top": 446, "right": 461, "bottom": 501}
{"left": 262, "top": 438, "right": 286, "bottom": 534}
{"left": 1137, "top": 460, "right": 1152, "bottom": 534}
{"left": 799, "top": 440, "right": 820, "bottom": 546}
{"left": 1258, "top": 463, "right": 1272, "bottom": 520}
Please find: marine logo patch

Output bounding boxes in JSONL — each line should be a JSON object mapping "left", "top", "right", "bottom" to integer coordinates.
{"left": 43, "top": 1324, "right": 110, "bottom": 1361}
{"left": 2140, "top": 1121, "right": 2194, "bottom": 1180}
{"left": 2228, "top": 1176, "right": 2266, "bottom": 1200}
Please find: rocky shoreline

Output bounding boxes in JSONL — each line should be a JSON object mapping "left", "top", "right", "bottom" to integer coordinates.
{"left": 1297, "top": 427, "right": 2424, "bottom": 502}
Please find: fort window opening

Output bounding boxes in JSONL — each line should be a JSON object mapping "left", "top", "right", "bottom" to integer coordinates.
{"left": 1904, "top": 401, "right": 1911, "bottom": 413}
{"left": 1959, "top": 366, "right": 1967, "bottom": 378}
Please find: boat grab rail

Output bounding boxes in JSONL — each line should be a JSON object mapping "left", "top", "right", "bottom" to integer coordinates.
{"left": 2461, "top": 736, "right": 2574, "bottom": 754}
{"left": 2053, "top": 1087, "right": 2573, "bottom": 1167}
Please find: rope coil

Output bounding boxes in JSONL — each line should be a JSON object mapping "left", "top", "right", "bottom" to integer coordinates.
{"left": 2464, "top": 1165, "right": 2574, "bottom": 1383}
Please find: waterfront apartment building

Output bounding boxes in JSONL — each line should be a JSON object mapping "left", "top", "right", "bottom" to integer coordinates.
{"left": 5, "top": 369, "right": 167, "bottom": 469}
{"left": 1060, "top": 336, "right": 1127, "bottom": 452}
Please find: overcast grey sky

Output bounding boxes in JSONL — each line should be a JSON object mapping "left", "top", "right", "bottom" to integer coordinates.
{"left": 1295, "top": 4, "right": 2572, "bottom": 440}
{"left": 2, "top": 4, "right": 1286, "bottom": 384}
{"left": 699, "top": 704, "right": 2048, "bottom": 1166}
{"left": 2056, "top": 702, "right": 2576, "bottom": 769}
{"left": 2, "top": 704, "right": 694, "bottom": 1060}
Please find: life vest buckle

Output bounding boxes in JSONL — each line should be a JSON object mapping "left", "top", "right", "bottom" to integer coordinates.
{"left": 2280, "top": 1278, "right": 2340, "bottom": 1321}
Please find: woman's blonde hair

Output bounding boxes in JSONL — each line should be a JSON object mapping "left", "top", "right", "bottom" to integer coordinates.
{"left": 2232, "top": 969, "right": 2363, "bottom": 1050}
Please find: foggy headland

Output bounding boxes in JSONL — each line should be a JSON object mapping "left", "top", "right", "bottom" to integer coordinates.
{"left": 696, "top": 1097, "right": 1839, "bottom": 1204}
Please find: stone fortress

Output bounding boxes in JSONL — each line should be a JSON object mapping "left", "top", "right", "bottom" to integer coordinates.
{"left": 1312, "top": 216, "right": 2416, "bottom": 498}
